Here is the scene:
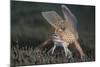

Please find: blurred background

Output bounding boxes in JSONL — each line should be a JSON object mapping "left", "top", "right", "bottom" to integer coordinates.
{"left": 11, "top": 1, "right": 95, "bottom": 41}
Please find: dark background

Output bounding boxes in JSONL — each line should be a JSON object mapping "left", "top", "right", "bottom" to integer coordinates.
{"left": 11, "top": 1, "right": 95, "bottom": 66}
{"left": 11, "top": 1, "right": 95, "bottom": 41}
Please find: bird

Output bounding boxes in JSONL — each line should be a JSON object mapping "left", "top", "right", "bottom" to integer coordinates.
{"left": 41, "top": 5, "right": 85, "bottom": 58}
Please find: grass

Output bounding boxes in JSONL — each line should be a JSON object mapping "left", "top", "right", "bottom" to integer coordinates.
{"left": 10, "top": 32, "right": 95, "bottom": 67}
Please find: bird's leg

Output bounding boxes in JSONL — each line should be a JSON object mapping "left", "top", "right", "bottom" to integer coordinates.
{"left": 63, "top": 44, "right": 67, "bottom": 56}
{"left": 63, "top": 42, "right": 73, "bottom": 58}
{"left": 66, "top": 47, "right": 72, "bottom": 58}
{"left": 64, "top": 47, "right": 67, "bottom": 56}
{"left": 47, "top": 46, "right": 53, "bottom": 54}
{"left": 51, "top": 44, "right": 56, "bottom": 54}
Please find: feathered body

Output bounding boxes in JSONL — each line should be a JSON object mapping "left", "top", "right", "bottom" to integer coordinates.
{"left": 55, "top": 28, "right": 75, "bottom": 44}
{"left": 41, "top": 5, "right": 85, "bottom": 58}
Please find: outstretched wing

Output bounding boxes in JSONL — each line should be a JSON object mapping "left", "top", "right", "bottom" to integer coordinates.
{"left": 41, "top": 11, "right": 66, "bottom": 30}
{"left": 41, "top": 5, "right": 79, "bottom": 39}
{"left": 61, "top": 5, "right": 78, "bottom": 39}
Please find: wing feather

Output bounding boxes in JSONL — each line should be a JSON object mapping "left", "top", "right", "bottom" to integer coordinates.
{"left": 41, "top": 11, "right": 65, "bottom": 29}
{"left": 61, "top": 5, "right": 78, "bottom": 39}
{"left": 41, "top": 5, "right": 79, "bottom": 39}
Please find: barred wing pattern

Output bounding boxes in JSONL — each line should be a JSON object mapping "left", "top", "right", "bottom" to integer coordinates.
{"left": 42, "top": 11, "right": 65, "bottom": 30}
{"left": 61, "top": 5, "right": 78, "bottom": 39}
{"left": 41, "top": 5, "right": 78, "bottom": 40}
{"left": 62, "top": 5, "right": 77, "bottom": 28}
{"left": 41, "top": 6, "right": 85, "bottom": 58}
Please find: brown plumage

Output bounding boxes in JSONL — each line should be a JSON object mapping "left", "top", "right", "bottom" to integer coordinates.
{"left": 55, "top": 28, "right": 75, "bottom": 43}
{"left": 41, "top": 5, "right": 85, "bottom": 58}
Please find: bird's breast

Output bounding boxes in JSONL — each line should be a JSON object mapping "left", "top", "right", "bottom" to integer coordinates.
{"left": 59, "top": 31, "right": 75, "bottom": 43}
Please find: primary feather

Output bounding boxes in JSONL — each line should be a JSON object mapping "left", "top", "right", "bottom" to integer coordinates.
{"left": 41, "top": 5, "right": 78, "bottom": 40}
